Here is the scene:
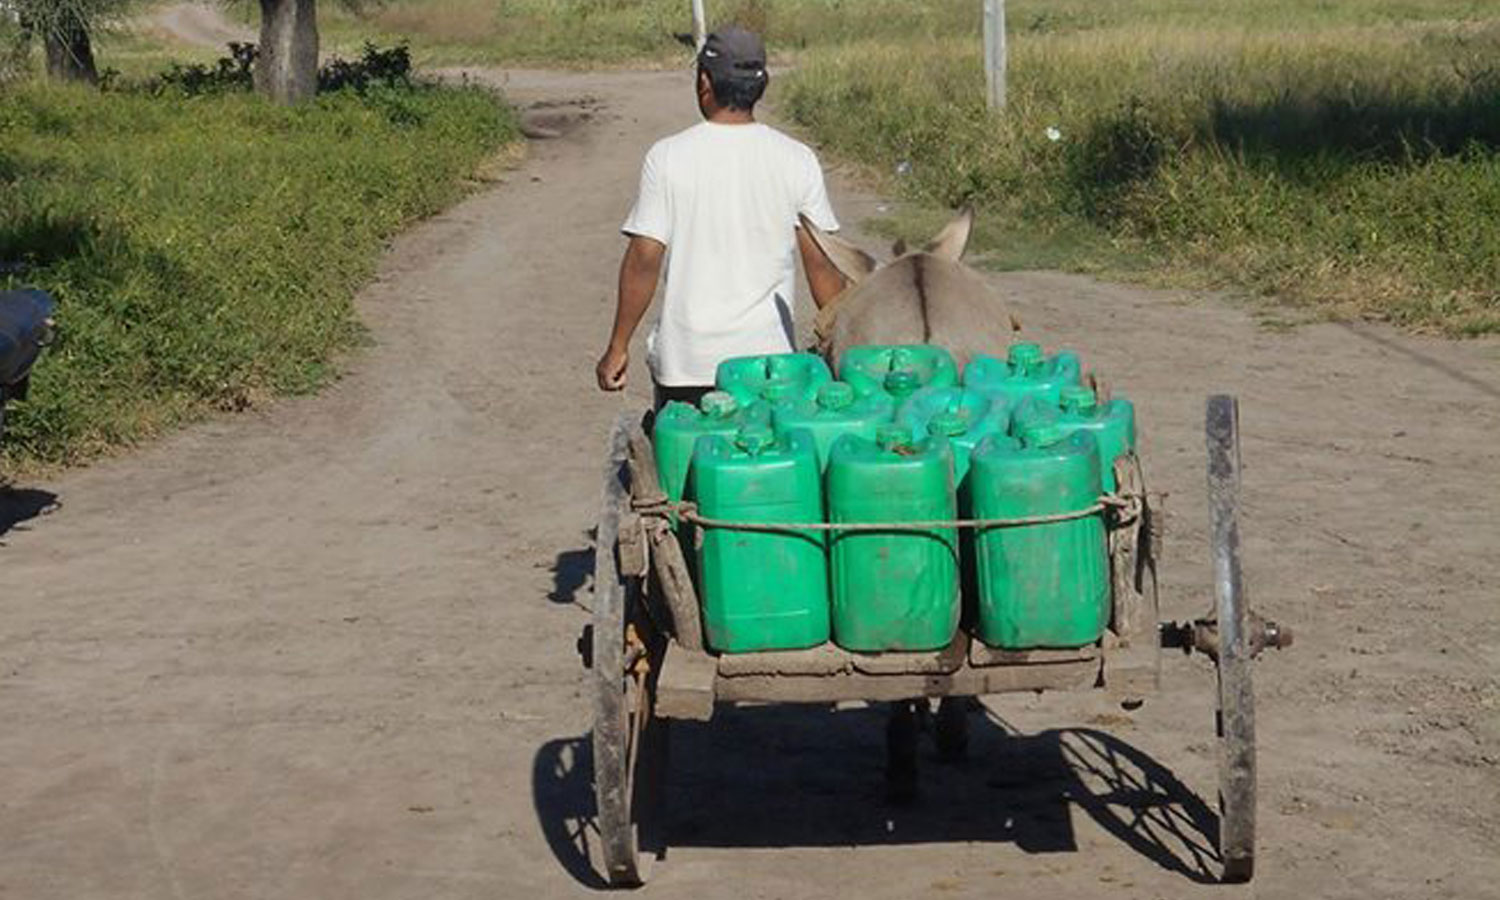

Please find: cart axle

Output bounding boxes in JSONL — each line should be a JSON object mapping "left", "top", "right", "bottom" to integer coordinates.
{"left": 1159, "top": 613, "right": 1293, "bottom": 661}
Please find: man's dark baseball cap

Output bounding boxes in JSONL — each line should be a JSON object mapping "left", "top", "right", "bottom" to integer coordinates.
{"left": 698, "top": 27, "right": 767, "bottom": 82}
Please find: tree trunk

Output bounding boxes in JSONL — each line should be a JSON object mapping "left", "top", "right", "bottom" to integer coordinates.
{"left": 256, "top": 0, "right": 319, "bottom": 104}
{"left": 43, "top": 9, "right": 99, "bottom": 84}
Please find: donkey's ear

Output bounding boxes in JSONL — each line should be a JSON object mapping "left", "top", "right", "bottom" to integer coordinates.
{"left": 891, "top": 237, "right": 908, "bottom": 257}
{"left": 799, "top": 214, "right": 877, "bottom": 284}
{"left": 923, "top": 206, "right": 974, "bottom": 262}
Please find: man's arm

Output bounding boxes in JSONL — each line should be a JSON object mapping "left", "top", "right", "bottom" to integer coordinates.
{"left": 797, "top": 226, "right": 848, "bottom": 311}
{"left": 596, "top": 235, "right": 667, "bottom": 391}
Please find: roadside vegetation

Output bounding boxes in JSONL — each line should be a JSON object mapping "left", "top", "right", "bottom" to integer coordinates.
{"left": 0, "top": 40, "right": 518, "bottom": 470}
{"left": 326, "top": 0, "right": 1499, "bottom": 335}
{"left": 781, "top": 4, "right": 1500, "bottom": 334}
{"left": 313, "top": 0, "right": 979, "bottom": 66}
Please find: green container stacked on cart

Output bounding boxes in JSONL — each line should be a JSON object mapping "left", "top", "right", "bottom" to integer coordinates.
{"left": 896, "top": 387, "right": 1012, "bottom": 483}
{"left": 839, "top": 345, "right": 958, "bottom": 404}
{"left": 650, "top": 342, "right": 1134, "bottom": 656}
{"left": 826, "top": 425, "right": 959, "bottom": 651}
{"left": 898, "top": 387, "right": 1013, "bottom": 610}
{"left": 963, "top": 341, "right": 1082, "bottom": 408}
{"left": 969, "top": 423, "right": 1109, "bottom": 649}
{"left": 652, "top": 390, "right": 768, "bottom": 503}
{"left": 1013, "top": 385, "right": 1137, "bottom": 492}
{"left": 693, "top": 426, "right": 830, "bottom": 653}
{"left": 716, "top": 352, "right": 833, "bottom": 409}
{"left": 772, "top": 381, "right": 894, "bottom": 470}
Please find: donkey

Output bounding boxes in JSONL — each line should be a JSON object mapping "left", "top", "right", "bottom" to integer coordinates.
{"left": 798, "top": 209, "right": 1029, "bottom": 799}
{"left": 799, "top": 208, "right": 1022, "bottom": 372}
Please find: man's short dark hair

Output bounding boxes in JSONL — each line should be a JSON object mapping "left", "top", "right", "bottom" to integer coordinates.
{"left": 701, "top": 67, "right": 767, "bottom": 111}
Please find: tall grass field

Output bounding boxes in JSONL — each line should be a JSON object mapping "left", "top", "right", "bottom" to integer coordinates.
{"left": 779, "top": 1, "right": 1500, "bottom": 334}
{"left": 315, "top": 0, "right": 982, "bottom": 65}
{"left": 1, "top": 79, "right": 517, "bottom": 471}
{"left": 330, "top": 0, "right": 1499, "bottom": 334}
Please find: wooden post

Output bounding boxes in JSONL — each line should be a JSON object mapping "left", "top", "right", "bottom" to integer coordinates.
{"left": 692, "top": 0, "right": 707, "bottom": 50}
{"left": 983, "top": 0, "right": 1007, "bottom": 110}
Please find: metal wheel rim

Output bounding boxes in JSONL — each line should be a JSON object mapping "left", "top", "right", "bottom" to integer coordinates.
{"left": 593, "top": 413, "right": 648, "bottom": 888}
{"left": 1206, "top": 395, "right": 1256, "bottom": 883}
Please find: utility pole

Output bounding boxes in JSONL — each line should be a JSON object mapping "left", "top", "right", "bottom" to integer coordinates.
{"left": 692, "top": 0, "right": 706, "bottom": 50}
{"left": 984, "top": 0, "right": 1006, "bottom": 110}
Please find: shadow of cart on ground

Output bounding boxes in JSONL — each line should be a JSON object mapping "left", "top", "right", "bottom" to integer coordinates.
{"left": 532, "top": 704, "right": 1224, "bottom": 889}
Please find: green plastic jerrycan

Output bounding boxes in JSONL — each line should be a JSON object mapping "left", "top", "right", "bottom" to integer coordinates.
{"left": 772, "top": 382, "right": 895, "bottom": 470}
{"left": 962, "top": 341, "right": 1082, "bottom": 408}
{"left": 899, "top": 389, "right": 1011, "bottom": 614}
{"left": 1013, "top": 385, "right": 1137, "bottom": 492}
{"left": 969, "top": 423, "right": 1109, "bottom": 649}
{"left": 652, "top": 390, "right": 769, "bottom": 503}
{"left": 826, "top": 425, "right": 959, "bottom": 652}
{"left": 716, "top": 352, "right": 833, "bottom": 409}
{"left": 838, "top": 345, "right": 959, "bottom": 402}
{"left": 693, "top": 425, "right": 831, "bottom": 653}
{"left": 897, "top": 387, "right": 1012, "bottom": 484}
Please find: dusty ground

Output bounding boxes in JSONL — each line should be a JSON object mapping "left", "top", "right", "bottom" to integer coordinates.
{"left": 141, "top": 3, "right": 254, "bottom": 49}
{"left": 2, "top": 13, "right": 1498, "bottom": 898}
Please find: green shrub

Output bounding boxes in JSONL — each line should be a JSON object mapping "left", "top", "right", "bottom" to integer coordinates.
{"left": 0, "top": 80, "right": 517, "bottom": 469}
{"left": 154, "top": 42, "right": 259, "bottom": 95}
{"left": 318, "top": 41, "right": 414, "bottom": 92}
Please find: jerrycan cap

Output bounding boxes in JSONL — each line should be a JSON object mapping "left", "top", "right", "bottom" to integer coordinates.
{"left": 883, "top": 370, "right": 920, "bottom": 398}
{"left": 1020, "top": 422, "right": 1069, "bottom": 449}
{"left": 876, "top": 424, "right": 911, "bottom": 451}
{"left": 1008, "top": 342, "right": 1044, "bottom": 375}
{"left": 927, "top": 411, "right": 969, "bottom": 438}
{"left": 735, "top": 424, "right": 776, "bottom": 455}
{"left": 1060, "top": 385, "right": 1098, "bottom": 415}
{"left": 700, "top": 391, "right": 739, "bottom": 419}
{"left": 816, "top": 381, "right": 856, "bottom": 411}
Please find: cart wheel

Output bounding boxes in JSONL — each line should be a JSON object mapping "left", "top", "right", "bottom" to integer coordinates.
{"left": 1206, "top": 395, "right": 1256, "bottom": 883}
{"left": 593, "top": 413, "right": 665, "bottom": 888}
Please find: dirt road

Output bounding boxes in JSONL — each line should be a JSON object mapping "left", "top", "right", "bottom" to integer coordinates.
{"left": 2, "top": 29, "right": 1498, "bottom": 899}
{"left": 142, "top": 3, "right": 254, "bottom": 49}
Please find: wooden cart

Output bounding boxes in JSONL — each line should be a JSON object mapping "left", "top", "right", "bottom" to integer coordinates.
{"left": 585, "top": 394, "right": 1290, "bottom": 887}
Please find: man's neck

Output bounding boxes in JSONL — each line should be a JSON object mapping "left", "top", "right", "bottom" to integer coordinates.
{"left": 706, "top": 108, "right": 756, "bottom": 125}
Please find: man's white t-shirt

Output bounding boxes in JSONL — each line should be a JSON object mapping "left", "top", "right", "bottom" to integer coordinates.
{"left": 622, "top": 122, "right": 839, "bottom": 387}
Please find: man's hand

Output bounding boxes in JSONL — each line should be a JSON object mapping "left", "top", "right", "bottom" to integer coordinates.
{"left": 597, "top": 235, "right": 665, "bottom": 393}
{"left": 596, "top": 344, "right": 629, "bottom": 391}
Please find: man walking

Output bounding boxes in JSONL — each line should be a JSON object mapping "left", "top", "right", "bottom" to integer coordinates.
{"left": 595, "top": 27, "right": 847, "bottom": 407}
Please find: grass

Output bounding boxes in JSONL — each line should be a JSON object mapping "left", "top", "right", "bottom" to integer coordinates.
{"left": 302, "top": 0, "right": 1500, "bottom": 334}
{"left": 311, "top": 0, "right": 983, "bottom": 67}
{"left": 0, "top": 73, "right": 518, "bottom": 471}
{"left": 778, "top": 7, "right": 1500, "bottom": 334}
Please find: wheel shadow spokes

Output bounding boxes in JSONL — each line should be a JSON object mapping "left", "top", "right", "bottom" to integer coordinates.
{"left": 530, "top": 736, "right": 608, "bottom": 890}
{"left": 1054, "top": 727, "right": 1223, "bottom": 884}
{"left": 532, "top": 711, "right": 1224, "bottom": 887}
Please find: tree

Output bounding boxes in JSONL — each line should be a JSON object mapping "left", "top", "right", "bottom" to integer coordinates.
{"left": 13, "top": 0, "right": 121, "bottom": 83}
{"left": 255, "top": 0, "right": 318, "bottom": 104}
